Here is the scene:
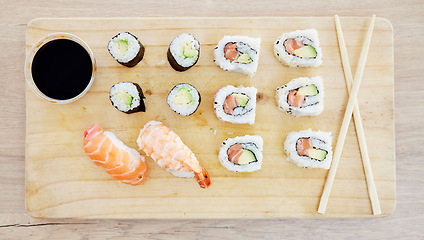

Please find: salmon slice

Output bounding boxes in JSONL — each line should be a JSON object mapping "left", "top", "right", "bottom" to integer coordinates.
{"left": 287, "top": 90, "right": 305, "bottom": 108}
{"left": 227, "top": 143, "right": 243, "bottom": 164}
{"left": 296, "top": 138, "right": 312, "bottom": 156}
{"left": 223, "top": 94, "right": 238, "bottom": 115}
{"left": 83, "top": 124, "right": 148, "bottom": 186}
{"left": 283, "top": 38, "right": 305, "bottom": 55}
{"left": 137, "top": 121, "right": 211, "bottom": 188}
{"left": 224, "top": 42, "right": 239, "bottom": 61}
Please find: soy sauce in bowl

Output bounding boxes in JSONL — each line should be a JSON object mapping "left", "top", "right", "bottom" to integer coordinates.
{"left": 25, "top": 33, "right": 96, "bottom": 104}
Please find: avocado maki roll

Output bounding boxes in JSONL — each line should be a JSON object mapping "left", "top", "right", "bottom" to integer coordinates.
{"left": 284, "top": 129, "right": 333, "bottom": 169}
{"left": 214, "top": 36, "right": 261, "bottom": 77}
{"left": 214, "top": 85, "right": 257, "bottom": 124}
{"left": 274, "top": 29, "right": 322, "bottom": 67}
{"left": 218, "top": 135, "right": 263, "bottom": 172}
{"left": 276, "top": 76, "right": 324, "bottom": 117}
{"left": 109, "top": 82, "right": 145, "bottom": 114}
{"left": 167, "top": 33, "right": 200, "bottom": 71}
{"left": 108, "top": 32, "right": 145, "bottom": 67}
{"left": 167, "top": 83, "right": 200, "bottom": 116}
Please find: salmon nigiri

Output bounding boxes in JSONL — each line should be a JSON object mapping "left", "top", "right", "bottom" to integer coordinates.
{"left": 83, "top": 124, "right": 148, "bottom": 185}
{"left": 136, "top": 121, "right": 210, "bottom": 188}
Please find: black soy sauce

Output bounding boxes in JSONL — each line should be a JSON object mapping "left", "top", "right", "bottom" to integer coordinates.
{"left": 31, "top": 39, "right": 93, "bottom": 100}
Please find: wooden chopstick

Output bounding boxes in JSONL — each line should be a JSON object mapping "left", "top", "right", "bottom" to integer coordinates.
{"left": 318, "top": 15, "right": 376, "bottom": 214}
{"left": 334, "top": 15, "right": 381, "bottom": 215}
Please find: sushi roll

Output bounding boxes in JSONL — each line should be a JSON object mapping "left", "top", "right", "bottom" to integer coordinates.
{"left": 218, "top": 135, "right": 263, "bottom": 172}
{"left": 108, "top": 32, "right": 145, "bottom": 67}
{"left": 276, "top": 76, "right": 324, "bottom": 117}
{"left": 109, "top": 82, "right": 145, "bottom": 114}
{"left": 167, "top": 83, "right": 200, "bottom": 116}
{"left": 214, "top": 36, "right": 261, "bottom": 77}
{"left": 214, "top": 85, "right": 257, "bottom": 124}
{"left": 167, "top": 33, "right": 200, "bottom": 71}
{"left": 274, "top": 29, "right": 322, "bottom": 67}
{"left": 284, "top": 129, "right": 333, "bottom": 169}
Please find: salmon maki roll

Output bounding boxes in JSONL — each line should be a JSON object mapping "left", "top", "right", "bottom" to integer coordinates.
{"left": 136, "top": 121, "right": 210, "bottom": 188}
{"left": 83, "top": 124, "right": 148, "bottom": 185}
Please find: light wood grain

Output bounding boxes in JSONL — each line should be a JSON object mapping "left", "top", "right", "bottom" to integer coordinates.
{"left": 1, "top": 0, "right": 424, "bottom": 238}
{"left": 24, "top": 17, "right": 394, "bottom": 219}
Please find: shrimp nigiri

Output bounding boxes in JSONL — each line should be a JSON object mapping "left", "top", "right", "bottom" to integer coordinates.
{"left": 136, "top": 121, "right": 210, "bottom": 188}
{"left": 83, "top": 124, "right": 148, "bottom": 185}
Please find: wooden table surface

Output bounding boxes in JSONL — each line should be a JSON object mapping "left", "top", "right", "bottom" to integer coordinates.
{"left": 1, "top": 0, "right": 422, "bottom": 239}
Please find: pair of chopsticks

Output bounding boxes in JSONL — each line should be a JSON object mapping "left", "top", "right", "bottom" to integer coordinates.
{"left": 318, "top": 15, "right": 381, "bottom": 215}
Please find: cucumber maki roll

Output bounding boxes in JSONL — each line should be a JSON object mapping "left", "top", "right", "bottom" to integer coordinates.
{"left": 276, "top": 76, "right": 324, "bottom": 117}
{"left": 167, "top": 83, "right": 200, "bottom": 116}
{"left": 214, "top": 85, "right": 257, "bottom": 125}
{"left": 284, "top": 129, "right": 333, "bottom": 169}
{"left": 167, "top": 33, "right": 200, "bottom": 71}
{"left": 214, "top": 36, "right": 261, "bottom": 77}
{"left": 109, "top": 82, "right": 145, "bottom": 114}
{"left": 274, "top": 29, "right": 322, "bottom": 67}
{"left": 218, "top": 135, "right": 263, "bottom": 172}
{"left": 108, "top": 32, "right": 145, "bottom": 67}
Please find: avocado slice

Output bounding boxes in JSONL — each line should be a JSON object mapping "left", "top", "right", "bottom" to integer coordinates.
{"left": 237, "top": 149, "right": 257, "bottom": 165}
{"left": 183, "top": 42, "right": 198, "bottom": 58}
{"left": 116, "top": 39, "right": 129, "bottom": 55}
{"left": 307, "top": 148, "right": 327, "bottom": 161}
{"left": 293, "top": 45, "right": 317, "bottom": 59}
{"left": 233, "top": 93, "right": 250, "bottom": 107}
{"left": 236, "top": 53, "right": 253, "bottom": 63}
{"left": 297, "top": 84, "right": 318, "bottom": 96}
{"left": 172, "top": 87, "right": 193, "bottom": 105}
{"left": 116, "top": 92, "right": 133, "bottom": 106}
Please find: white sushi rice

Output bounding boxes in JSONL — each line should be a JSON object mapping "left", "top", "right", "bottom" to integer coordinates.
{"left": 214, "top": 36, "right": 261, "bottom": 77}
{"left": 214, "top": 85, "right": 257, "bottom": 124}
{"left": 276, "top": 76, "right": 324, "bottom": 117}
{"left": 110, "top": 82, "right": 141, "bottom": 112}
{"left": 218, "top": 135, "right": 263, "bottom": 172}
{"left": 108, "top": 32, "right": 141, "bottom": 63}
{"left": 169, "top": 33, "right": 200, "bottom": 67}
{"left": 273, "top": 29, "right": 322, "bottom": 67}
{"left": 284, "top": 129, "right": 332, "bottom": 169}
{"left": 167, "top": 83, "right": 200, "bottom": 116}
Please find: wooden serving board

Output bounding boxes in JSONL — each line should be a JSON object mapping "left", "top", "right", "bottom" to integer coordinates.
{"left": 25, "top": 17, "right": 395, "bottom": 218}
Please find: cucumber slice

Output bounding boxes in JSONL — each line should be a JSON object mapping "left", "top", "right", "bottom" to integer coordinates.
{"left": 293, "top": 45, "right": 317, "bottom": 59}
{"left": 307, "top": 148, "right": 327, "bottom": 161}
{"left": 116, "top": 39, "right": 129, "bottom": 55}
{"left": 297, "top": 84, "right": 318, "bottom": 96}
{"left": 233, "top": 93, "right": 250, "bottom": 107}
{"left": 116, "top": 92, "right": 133, "bottom": 106}
{"left": 236, "top": 53, "right": 253, "bottom": 63}
{"left": 172, "top": 87, "right": 193, "bottom": 105}
{"left": 237, "top": 149, "right": 257, "bottom": 165}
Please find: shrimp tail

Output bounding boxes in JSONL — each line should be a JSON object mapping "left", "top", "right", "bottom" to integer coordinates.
{"left": 195, "top": 167, "right": 211, "bottom": 189}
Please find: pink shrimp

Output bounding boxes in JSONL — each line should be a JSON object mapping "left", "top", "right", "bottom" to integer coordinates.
{"left": 83, "top": 124, "right": 148, "bottom": 185}
{"left": 136, "top": 121, "right": 211, "bottom": 188}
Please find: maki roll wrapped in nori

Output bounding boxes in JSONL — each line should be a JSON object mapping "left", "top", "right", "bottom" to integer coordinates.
{"left": 109, "top": 82, "right": 145, "bottom": 114}
{"left": 167, "top": 33, "right": 200, "bottom": 71}
{"left": 108, "top": 32, "right": 145, "bottom": 67}
{"left": 167, "top": 83, "right": 201, "bottom": 116}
